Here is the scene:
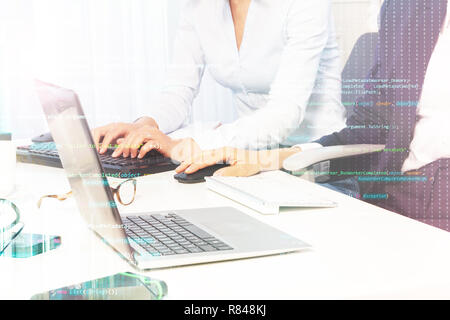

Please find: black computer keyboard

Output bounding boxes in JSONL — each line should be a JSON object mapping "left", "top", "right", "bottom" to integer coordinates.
{"left": 122, "top": 213, "right": 233, "bottom": 256}
{"left": 17, "top": 142, "right": 178, "bottom": 177}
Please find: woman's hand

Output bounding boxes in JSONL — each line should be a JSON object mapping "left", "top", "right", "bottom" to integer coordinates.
{"left": 111, "top": 125, "right": 171, "bottom": 158}
{"left": 175, "top": 147, "right": 302, "bottom": 177}
{"left": 111, "top": 126, "right": 202, "bottom": 162}
{"left": 92, "top": 117, "right": 159, "bottom": 154}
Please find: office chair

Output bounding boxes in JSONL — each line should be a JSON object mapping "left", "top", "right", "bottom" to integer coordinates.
{"left": 283, "top": 33, "right": 384, "bottom": 181}
{"left": 341, "top": 32, "right": 379, "bottom": 119}
{"left": 283, "top": 32, "right": 379, "bottom": 147}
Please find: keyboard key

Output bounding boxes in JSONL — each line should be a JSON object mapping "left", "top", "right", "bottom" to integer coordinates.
{"left": 130, "top": 237, "right": 146, "bottom": 246}
{"left": 127, "top": 232, "right": 140, "bottom": 238}
{"left": 209, "top": 240, "right": 223, "bottom": 245}
{"left": 167, "top": 245, "right": 184, "bottom": 251}
{"left": 153, "top": 245, "right": 165, "bottom": 250}
{"left": 142, "top": 237, "right": 156, "bottom": 244}
{"left": 141, "top": 215, "right": 156, "bottom": 221}
{"left": 198, "top": 245, "right": 217, "bottom": 252}
{"left": 216, "top": 246, "right": 233, "bottom": 251}
{"left": 147, "top": 251, "right": 162, "bottom": 256}
{"left": 182, "top": 225, "right": 213, "bottom": 239}
{"left": 164, "top": 222, "right": 177, "bottom": 227}
{"left": 176, "top": 222, "right": 191, "bottom": 227}
{"left": 139, "top": 215, "right": 154, "bottom": 221}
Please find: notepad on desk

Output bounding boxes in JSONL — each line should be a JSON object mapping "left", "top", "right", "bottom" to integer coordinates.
{"left": 205, "top": 170, "right": 337, "bottom": 215}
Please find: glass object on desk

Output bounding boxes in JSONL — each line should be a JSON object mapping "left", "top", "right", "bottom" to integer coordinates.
{"left": 1, "top": 199, "right": 60, "bottom": 258}
{"left": 1, "top": 233, "right": 61, "bottom": 258}
{"left": 37, "top": 178, "right": 137, "bottom": 208}
{"left": 0, "top": 199, "right": 24, "bottom": 254}
{"left": 30, "top": 272, "right": 168, "bottom": 300}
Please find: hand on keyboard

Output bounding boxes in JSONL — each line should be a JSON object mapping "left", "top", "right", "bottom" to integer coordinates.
{"left": 110, "top": 125, "right": 177, "bottom": 159}
{"left": 93, "top": 121, "right": 202, "bottom": 163}
{"left": 92, "top": 121, "right": 155, "bottom": 155}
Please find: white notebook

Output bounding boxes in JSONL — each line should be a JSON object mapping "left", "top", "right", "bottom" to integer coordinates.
{"left": 206, "top": 170, "right": 337, "bottom": 215}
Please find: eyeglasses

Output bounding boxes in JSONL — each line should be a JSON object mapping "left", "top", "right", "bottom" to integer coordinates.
{"left": 0, "top": 199, "right": 25, "bottom": 254}
{"left": 37, "top": 178, "right": 137, "bottom": 208}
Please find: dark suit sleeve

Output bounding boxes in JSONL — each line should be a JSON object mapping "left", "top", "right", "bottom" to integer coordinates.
{"left": 315, "top": 0, "right": 391, "bottom": 147}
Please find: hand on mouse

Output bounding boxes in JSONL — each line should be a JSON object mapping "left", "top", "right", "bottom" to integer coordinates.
{"left": 175, "top": 147, "right": 302, "bottom": 177}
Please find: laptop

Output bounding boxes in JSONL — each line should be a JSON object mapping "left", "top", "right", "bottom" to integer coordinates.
{"left": 35, "top": 80, "right": 309, "bottom": 269}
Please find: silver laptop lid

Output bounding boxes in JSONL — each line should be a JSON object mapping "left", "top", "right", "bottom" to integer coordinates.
{"left": 35, "top": 80, "right": 136, "bottom": 265}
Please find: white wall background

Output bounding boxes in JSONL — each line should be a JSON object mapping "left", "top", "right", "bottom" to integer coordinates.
{"left": 333, "top": 0, "right": 383, "bottom": 64}
{"left": 0, "top": 0, "right": 383, "bottom": 139}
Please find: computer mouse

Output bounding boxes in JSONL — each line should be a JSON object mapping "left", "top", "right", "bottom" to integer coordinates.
{"left": 174, "top": 164, "right": 229, "bottom": 184}
{"left": 31, "top": 132, "right": 54, "bottom": 143}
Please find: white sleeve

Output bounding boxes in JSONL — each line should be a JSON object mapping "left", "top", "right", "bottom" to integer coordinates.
{"left": 146, "top": 2, "right": 205, "bottom": 134}
{"left": 192, "top": 0, "right": 332, "bottom": 150}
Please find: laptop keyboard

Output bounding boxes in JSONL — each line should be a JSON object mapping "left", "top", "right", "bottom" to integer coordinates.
{"left": 122, "top": 213, "right": 233, "bottom": 256}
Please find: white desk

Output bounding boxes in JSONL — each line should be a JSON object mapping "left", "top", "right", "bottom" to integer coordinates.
{"left": 2, "top": 162, "right": 450, "bottom": 299}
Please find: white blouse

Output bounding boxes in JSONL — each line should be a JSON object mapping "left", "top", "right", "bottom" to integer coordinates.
{"left": 147, "top": 0, "right": 346, "bottom": 150}
{"left": 402, "top": 0, "right": 450, "bottom": 172}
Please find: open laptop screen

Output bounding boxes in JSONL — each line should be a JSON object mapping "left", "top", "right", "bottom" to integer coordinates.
{"left": 35, "top": 80, "right": 135, "bottom": 264}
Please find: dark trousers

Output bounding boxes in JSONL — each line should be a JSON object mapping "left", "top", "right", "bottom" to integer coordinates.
{"left": 377, "top": 159, "right": 450, "bottom": 232}
{"left": 321, "top": 159, "right": 450, "bottom": 232}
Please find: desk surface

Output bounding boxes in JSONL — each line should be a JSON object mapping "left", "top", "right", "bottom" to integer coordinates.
{"left": 2, "top": 162, "right": 450, "bottom": 299}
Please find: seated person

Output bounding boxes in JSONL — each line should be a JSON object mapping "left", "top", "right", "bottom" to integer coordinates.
{"left": 174, "top": 0, "right": 450, "bottom": 232}
{"left": 92, "top": 0, "right": 346, "bottom": 160}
